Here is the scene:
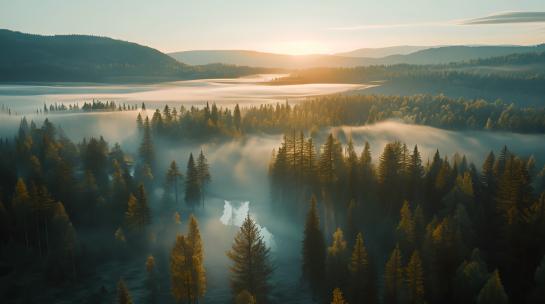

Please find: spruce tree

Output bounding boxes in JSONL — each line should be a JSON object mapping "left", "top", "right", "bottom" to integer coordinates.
{"left": 327, "top": 227, "right": 348, "bottom": 292}
{"left": 146, "top": 255, "right": 159, "bottom": 304}
{"left": 331, "top": 288, "right": 347, "bottom": 304}
{"left": 117, "top": 278, "right": 133, "bottom": 304}
{"left": 397, "top": 200, "right": 415, "bottom": 255}
{"left": 197, "top": 150, "right": 211, "bottom": 207}
{"left": 384, "top": 244, "right": 404, "bottom": 304}
{"left": 171, "top": 234, "right": 192, "bottom": 302}
{"left": 187, "top": 215, "right": 206, "bottom": 300}
{"left": 234, "top": 104, "right": 241, "bottom": 131}
{"left": 166, "top": 160, "right": 182, "bottom": 205}
{"left": 348, "top": 232, "right": 369, "bottom": 304}
{"left": 139, "top": 116, "right": 154, "bottom": 167}
{"left": 477, "top": 270, "right": 508, "bottom": 304}
{"left": 302, "top": 196, "right": 326, "bottom": 297}
{"left": 235, "top": 290, "right": 256, "bottom": 304}
{"left": 227, "top": 214, "right": 273, "bottom": 303}
{"left": 185, "top": 153, "right": 201, "bottom": 209}
{"left": 406, "top": 250, "right": 425, "bottom": 304}
{"left": 12, "top": 178, "right": 31, "bottom": 248}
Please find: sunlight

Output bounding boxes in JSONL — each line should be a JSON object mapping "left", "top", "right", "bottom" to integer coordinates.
{"left": 264, "top": 40, "right": 332, "bottom": 55}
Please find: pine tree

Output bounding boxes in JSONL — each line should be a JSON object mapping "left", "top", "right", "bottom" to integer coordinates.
{"left": 348, "top": 232, "right": 370, "bottom": 304}
{"left": 477, "top": 270, "right": 508, "bottom": 304}
{"left": 136, "top": 113, "right": 143, "bottom": 133}
{"left": 397, "top": 201, "right": 415, "bottom": 255}
{"left": 12, "top": 178, "right": 31, "bottom": 248}
{"left": 166, "top": 160, "right": 182, "bottom": 205}
{"left": 171, "top": 234, "right": 193, "bottom": 303}
{"left": 234, "top": 104, "right": 241, "bottom": 131}
{"left": 227, "top": 214, "right": 273, "bottom": 303}
{"left": 185, "top": 153, "right": 201, "bottom": 209}
{"left": 327, "top": 227, "right": 348, "bottom": 292}
{"left": 384, "top": 244, "right": 404, "bottom": 304}
{"left": 302, "top": 196, "right": 326, "bottom": 297}
{"left": 125, "top": 185, "right": 151, "bottom": 234}
{"left": 117, "top": 278, "right": 133, "bottom": 304}
{"left": 454, "top": 249, "right": 489, "bottom": 303}
{"left": 136, "top": 184, "right": 151, "bottom": 228}
{"left": 406, "top": 250, "right": 425, "bottom": 304}
{"left": 407, "top": 145, "right": 424, "bottom": 200}
{"left": 146, "top": 255, "right": 159, "bottom": 303}
{"left": 318, "top": 134, "right": 343, "bottom": 185}
{"left": 331, "top": 288, "right": 347, "bottom": 304}
{"left": 197, "top": 150, "right": 211, "bottom": 207}
{"left": 346, "top": 137, "right": 359, "bottom": 200}
{"left": 187, "top": 215, "right": 206, "bottom": 300}
{"left": 139, "top": 116, "right": 155, "bottom": 167}
{"left": 533, "top": 255, "right": 545, "bottom": 302}
{"left": 235, "top": 290, "right": 257, "bottom": 304}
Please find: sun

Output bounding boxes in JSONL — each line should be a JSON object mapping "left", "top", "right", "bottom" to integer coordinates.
{"left": 264, "top": 40, "right": 332, "bottom": 55}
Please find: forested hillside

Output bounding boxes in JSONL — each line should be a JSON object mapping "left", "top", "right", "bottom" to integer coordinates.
{"left": 0, "top": 30, "right": 272, "bottom": 83}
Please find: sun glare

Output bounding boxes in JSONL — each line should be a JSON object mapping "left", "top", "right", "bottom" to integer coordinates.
{"left": 264, "top": 40, "right": 332, "bottom": 55}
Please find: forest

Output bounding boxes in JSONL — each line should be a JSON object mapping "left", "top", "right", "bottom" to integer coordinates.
{"left": 137, "top": 95, "right": 545, "bottom": 143}
{"left": 0, "top": 110, "right": 544, "bottom": 303}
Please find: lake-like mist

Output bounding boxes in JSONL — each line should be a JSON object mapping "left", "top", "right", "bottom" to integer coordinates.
{"left": 1, "top": 76, "right": 545, "bottom": 303}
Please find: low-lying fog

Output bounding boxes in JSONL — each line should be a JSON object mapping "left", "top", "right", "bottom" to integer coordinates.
{"left": 2, "top": 77, "right": 545, "bottom": 302}
{"left": 0, "top": 74, "right": 368, "bottom": 115}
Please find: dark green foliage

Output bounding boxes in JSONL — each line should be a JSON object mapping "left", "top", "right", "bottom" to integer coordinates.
{"left": 185, "top": 153, "right": 201, "bottom": 208}
{"left": 227, "top": 214, "right": 273, "bottom": 303}
{"left": 302, "top": 196, "right": 326, "bottom": 297}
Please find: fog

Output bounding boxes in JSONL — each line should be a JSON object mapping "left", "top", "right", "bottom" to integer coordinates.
{"left": 0, "top": 75, "right": 366, "bottom": 115}
{"left": 2, "top": 78, "right": 545, "bottom": 303}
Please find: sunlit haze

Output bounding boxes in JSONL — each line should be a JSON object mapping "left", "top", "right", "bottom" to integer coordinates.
{"left": 1, "top": 0, "right": 545, "bottom": 54}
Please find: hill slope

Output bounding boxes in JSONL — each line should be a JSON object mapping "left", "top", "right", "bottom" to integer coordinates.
{"left": 0, "top": 29, "right": 267, "bottom": 83}
{"left": 170, "top": 45, "right": 545, "bottom": 68}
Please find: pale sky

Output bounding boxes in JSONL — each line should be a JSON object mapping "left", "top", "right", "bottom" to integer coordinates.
{"left": 1, "top": 0, "right": 545, "bottom": 55}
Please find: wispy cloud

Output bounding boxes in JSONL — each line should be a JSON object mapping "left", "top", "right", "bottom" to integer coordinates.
{"left": 328, "top": 21, "right": 453, "bottom": 31}
{"left": 463, "top": 11, "right": 545, "bottom": 25}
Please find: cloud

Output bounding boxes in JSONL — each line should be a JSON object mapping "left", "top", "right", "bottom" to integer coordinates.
{"left": 463, "top": 11, "right": 545, "bottom": 25}
{"left": 328, "top": 21, "right": 451, "bottom": 31}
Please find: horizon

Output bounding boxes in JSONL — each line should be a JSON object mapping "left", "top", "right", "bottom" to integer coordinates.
{"left": 1, "top": 0, "right": 545, "bottom": 55}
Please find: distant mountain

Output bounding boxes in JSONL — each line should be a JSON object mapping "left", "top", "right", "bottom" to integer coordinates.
{"left": 170, "top": 45, "right": 545, "bottom": 69}
{"left": 380, "top": 45, "right": 545, "bottom": 65}
{"left": 169, "top": 50, "right": 368, "bottom": 69}
{"left": 0, "top": 29, "right": 269, "bottom": 83}
{"left": 334, "top": 46, "right": 428, "bottom": 58}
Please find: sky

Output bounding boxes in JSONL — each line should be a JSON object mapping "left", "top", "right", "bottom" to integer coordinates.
{"left": 1, "top": 0, "right": 545, "bottom": 55}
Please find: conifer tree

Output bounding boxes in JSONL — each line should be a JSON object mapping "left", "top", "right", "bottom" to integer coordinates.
{"left": 139, "top": 116, "right": 154, "bottom": 167}
{"left": 12, "top": 178, "right": 31, "bottom": 248}
{"left": 234, "top": 104, "right": 241, "bottom": 131}
{"left": 302, "top": 196, "right": 326, "bottom": 296}
{"left": 146, "top": 255, "right": 159, "bottom": 303}
{"left": 331, "top": 288, "right": 347, "bottom": 304}
{"left": 136, "top": 113, "right": 143, "bottom": 133}
{"left": 136, "top": 184, "right": 151, "bottom": 228}
{"left": 197, "top": 150, "right": 211, "bottom": 207}
{"left": 117, "top": 278, "right": 133, "bottom": 304}
{"left": 185, "top": 153, "right": 201, "bottom": 209}
{"left": 327, "top": 227, "right": 348, "bottom": 291}
{"left": 406, "top": 250, "right": 425, "bottom": 304}
{"left": 477, "top": 270, "right": 508, "bottom": 304}
{"left": 166, "top": 160, "right": 182, "bottom": 205}
{"left": 171, "top": 234, "right": 193, "bottom": 303}
{"left": 384, "top": 244, "right": 404, "bottom": 304}
{"left": 235, "top": 290, "right": 256, "bottom": 304}
{"left": 454, "top": 249, "right": 489, "bottom": 303}
{"left": 227, "top": 214, "right": 273, "bottom": 303}
{"left": 397, "top": 201, "right": 415, "bottom": 255}
{"left": 187, "top": 215, "right": 206, "bottom": 300}
{"left": 348, "top": 232, "right": 369, "bottom": 303}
